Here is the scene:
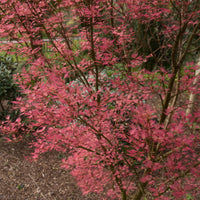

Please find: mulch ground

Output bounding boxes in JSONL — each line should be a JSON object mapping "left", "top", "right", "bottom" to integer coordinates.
{"left": 0, "top": 137, "right": 101, "bottom": 200}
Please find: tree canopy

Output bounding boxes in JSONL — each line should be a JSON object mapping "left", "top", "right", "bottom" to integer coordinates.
{"left": 0, "top": 0, "right": 200, "bottom": 199}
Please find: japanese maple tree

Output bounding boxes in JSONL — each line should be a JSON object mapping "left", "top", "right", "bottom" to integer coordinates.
{"left": 0, "top": 0, "right": 200, "bottom": 199}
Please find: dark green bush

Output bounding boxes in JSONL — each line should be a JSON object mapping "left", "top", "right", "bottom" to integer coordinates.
{"left": 0, "top": 55, "right": 21, "bottom": 121}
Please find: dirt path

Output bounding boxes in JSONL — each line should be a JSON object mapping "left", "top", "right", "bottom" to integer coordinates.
{"left": 0, "top": 137, "right": 100, "bottom": 200}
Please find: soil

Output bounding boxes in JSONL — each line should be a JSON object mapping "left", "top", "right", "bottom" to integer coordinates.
{"left": 0, "top": 137, "right": 101, "bottom": 200}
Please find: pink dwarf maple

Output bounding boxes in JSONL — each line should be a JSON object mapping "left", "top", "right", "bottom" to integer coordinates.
{"left": 0, "top": 0, "right": 200, "bottom": 199}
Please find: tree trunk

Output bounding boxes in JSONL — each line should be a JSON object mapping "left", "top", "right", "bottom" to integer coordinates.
{"left": 186, "top": 57, "right": 200, "bottom": 116}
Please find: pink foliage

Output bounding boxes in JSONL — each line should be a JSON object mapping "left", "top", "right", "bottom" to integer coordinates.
{"left": 0, "top": 0, "right": 200, "bottom": 199}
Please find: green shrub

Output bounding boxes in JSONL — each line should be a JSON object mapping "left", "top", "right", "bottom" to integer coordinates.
{"left": 0, "top": 55, "right": 21, "bottom": 121}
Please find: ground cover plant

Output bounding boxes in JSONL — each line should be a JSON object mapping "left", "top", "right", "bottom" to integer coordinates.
{"left": 0, "top": 0, "right": 200, "bottom": 199}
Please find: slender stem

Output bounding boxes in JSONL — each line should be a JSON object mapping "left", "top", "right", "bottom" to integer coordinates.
{"left": 89, "top": 4, "right": 100, "bottom": 104}
{"left": 159, "top": 67, "right": 179, "bottom": 124}
{"left": 160, "top": 22, "right": 198, "bottom": 124}
{"left": 164, "top": 67, "right": 181, "bottom": 129}
{"left": 110, "top": 165, "right": 127, "bottom": 200}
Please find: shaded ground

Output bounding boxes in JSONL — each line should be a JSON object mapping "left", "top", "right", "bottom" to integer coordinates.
{"left": 0, "top": 137, "right": 101, "bottom": 200}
